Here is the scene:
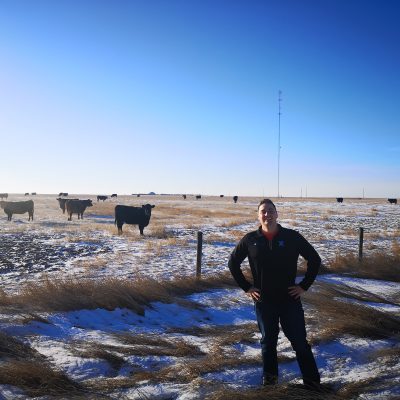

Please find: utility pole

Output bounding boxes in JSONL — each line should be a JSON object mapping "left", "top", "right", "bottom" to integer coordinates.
{"left": 278, "top": 90, "right": 282, "bottom": 198}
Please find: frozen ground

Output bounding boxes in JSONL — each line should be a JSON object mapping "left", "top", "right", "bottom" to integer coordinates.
{"left": 0, "top": 194, "right": 399, "bottom": 399}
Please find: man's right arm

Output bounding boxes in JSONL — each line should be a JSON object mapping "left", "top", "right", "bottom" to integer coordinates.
{"left": 228, "top": 236, "right": 253, "bottom": 293}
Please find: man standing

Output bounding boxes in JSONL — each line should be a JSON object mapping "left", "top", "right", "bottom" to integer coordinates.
{"left": 228, "top": 199, "right": 321, "bottom": 388}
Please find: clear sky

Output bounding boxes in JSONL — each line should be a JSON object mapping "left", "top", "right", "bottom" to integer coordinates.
{"left": 1, "top": 0, "right": 399, "bottom": 197}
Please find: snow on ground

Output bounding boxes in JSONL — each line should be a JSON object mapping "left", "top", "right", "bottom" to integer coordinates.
{"left": 0, "top": 195, "right": 399, "bottom": 398}
{"left": 3, "top": 285, "right": 399, "bottom": 398}
{"left": 1, "top": 196, "right": 399, "bottom": 290}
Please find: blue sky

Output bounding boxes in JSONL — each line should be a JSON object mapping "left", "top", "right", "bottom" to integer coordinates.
{"left": 1, "top": 0, "right": 399, "bottom": 197}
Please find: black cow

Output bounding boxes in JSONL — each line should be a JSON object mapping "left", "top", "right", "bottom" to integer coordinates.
{"left": 115, "top": 204, "right": 155, "bottom": 235}
{"left": 388, "top": 198, "right": 397, "bottom": 205}
{"left": 137, "top": 194, "right": 141, "bottom": 197}
{"left": 220, "top": 195, "right": 224, "bottom": 198}
{"left": 31, "top": 192, "right": 37, "bottom": 195}
{"left": 57, "top": 198, "right": 78, "bottom": 214}
{"left": 24, "top": 193, "right": 29, "bottom": 196}
{"left": 182, "top": 194, "right": 187, "bottom": 199}
{"left": 97, "top": 195, "right": 108, "bottom": 202}
{"left": 66, "top": 199, "right": 93, "bottom": 221}
{"left": 233, "top": 196, "right": 238, "bottom": 203}
{"left": 0, "top": 193, "right": 8, "bottom": 200}
{"left": 111, "top": 194, "right": 117, "bottom": 198}
{"left": 196, "top": 195, "right": 201, "bottom": 200}
{"left": 59, "top": 192, "right": 68, "bottom": 197}
{"left": 0, "top": 200, "right": 34, "bottom": 221}
{"left": 336, "top": 197, "right": 343, "bottom": 203}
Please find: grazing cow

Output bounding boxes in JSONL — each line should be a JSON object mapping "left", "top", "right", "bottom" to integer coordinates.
{"left": 196, "top": 195, "right": 201, "bottom": 200}
{"left": 233, "top": 196, "right": 238, "bottom": 203}
{"left": 0, "top": 200, "right": 34, "bottom": 221}
{"left": 220, "top": 195, "right": 224, "bottom": 198}
{"left": 182, "top": 194, "right": 187, "bottom": 199}
{"left": 388, "top": 198, "right": 398, "bottom": 205}
{"left": 115, "top": 204, "right": 155, "bottom": 235}
{"left": 57, "top": 198, "right": 78, "bottom": 214}
{"left": 97, "top": 195, "right": 108, "bottom": 202}
{"left": 24, "top": 193, "right": 29, "bottom": 196}
{"left": 336, "top": 197, "right": 344, "bottom": 203}
{"left": 111, "top": 194, "right": 117, "bottom": 198}
{"left": 0, "top": 193, "right": 8, "bottom": 200}
{"left": 66, "top": 199, "right": 93, "bottom": 221}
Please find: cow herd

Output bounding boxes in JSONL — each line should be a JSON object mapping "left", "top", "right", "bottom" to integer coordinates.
{"left": 0, "top": 194, "right": 399, "bottom": 235}
{"left": 0, "top": 195, "right": 156, "bottom": 235}
{"left": 336, "top": 197, "right": 397, "bottom": 205}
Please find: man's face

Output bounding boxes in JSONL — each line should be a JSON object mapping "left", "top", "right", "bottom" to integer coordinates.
{"left": 258, "top": 203, "right": 278, "bottom": 227}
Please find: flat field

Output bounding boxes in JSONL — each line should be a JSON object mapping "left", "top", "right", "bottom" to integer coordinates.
{"left": 0, "top": 194, "right": 399, "bottom": 399}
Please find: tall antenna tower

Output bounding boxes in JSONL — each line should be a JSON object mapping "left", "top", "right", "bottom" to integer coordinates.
{"left": 277, "top": 90, "right": 282, "bottom": 198}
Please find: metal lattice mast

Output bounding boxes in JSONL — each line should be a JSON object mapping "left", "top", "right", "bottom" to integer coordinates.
{"left": 278, "top": 90, "right": 282, "bottom": 198}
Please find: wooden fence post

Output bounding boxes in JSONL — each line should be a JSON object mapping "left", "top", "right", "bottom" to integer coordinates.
{"left": 196, "top": 231, "right": 203, "bottom": 278}
{"left": 359, "top": 227, "right": 364, "bottom": 261}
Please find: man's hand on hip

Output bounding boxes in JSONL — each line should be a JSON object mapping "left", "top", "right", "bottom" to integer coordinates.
{"left": 288, "top": 285, "right": 305, "bottom": 300}
{"left": 246, "top": 287, "right": 261, "bottom": 302}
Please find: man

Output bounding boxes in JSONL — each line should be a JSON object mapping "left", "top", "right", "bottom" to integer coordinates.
{"left": 228, "top": 199, "right": 321, "bottom": 388}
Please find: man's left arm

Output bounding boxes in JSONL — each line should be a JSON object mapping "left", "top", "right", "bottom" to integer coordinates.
{"left": 297, "top": 233, "right": 321, "bottom": 291}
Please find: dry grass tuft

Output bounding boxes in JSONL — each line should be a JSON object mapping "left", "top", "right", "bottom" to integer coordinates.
{"left": 148, "top": 223, "right": 176, "bottom": 239}
{"left": 0, "top": 331, "right": 42, "bottom": 361}
{"left": 325, "top": 251, "right": 400, "bottom": 282}
{"left": 113, "top": 333, "right": 205, "bottom": 357}
{"left": 305, "top": 282, "right": 400, "bottom": 343}
{"left": 130, "top": 353, "right": 261, "bottom": 384}
{"left": 0, "top": 276, "right": 146, "bottom": 315}
{"left": 71, "top": 345, "right": 126, "bottom": 372}
{"left": 206, "top": 382, "right": 343, "bottom": 400}
{"left": 20, "top": 312, "right": 50, "bottom": 325}
{"left": 0, "top": 361, "right": 84, "bottom": 397}
{"left": 74, "top": 256, "right": 109, "bottom": 270}
{"left": 0, "top": 273, "right": 237, "bottom": 313}
{"left": 368, "top": 343, "right": 400, "bottom": 362}
{"left": 168, "top": 323, "right": 258, "bottom": 346}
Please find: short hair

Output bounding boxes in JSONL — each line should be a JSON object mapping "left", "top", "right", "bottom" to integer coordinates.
{"left": 258, "top": 198, "right": 277, "bottom": 211}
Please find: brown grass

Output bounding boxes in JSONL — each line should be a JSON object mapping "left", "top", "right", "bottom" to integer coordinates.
{"left": 304, "top": 282, "right": 400, "bottom": 343}
{"left": 148, "top": 223, "right": 176, "bottom": 239}
{"left": 325, "top": 251, "right": 400, "bottom": 282}
{"left": 0, "top": 273, "right": 237, "bottom": 313}
{"left": 168, "top": 323, "right": 258, "bottom": 346}
{"left": 220, "top": 218, "right": 256, "bottom": 228}
{"left": 72, "top": 345, "right": 126, "bottom": 372}
{"left": 208, "top": 383, "right": 343, "bottom": 400}
{"left": 111, "top": 333, "right": 205, "bottom": 357}
{"left": 136, "top": 354, "right": 260, "bottom": 384}
{"left": 0, "top": 361, "right": 85, "bottom": 398}
{"left": 0, "top": 331, "right": 42, "bottom": 361}
{"left": 74, "top": 256, "right": 110, "bottom": 270}
{"left": 367, "top": 343, "right": 400, "bottom": 369}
